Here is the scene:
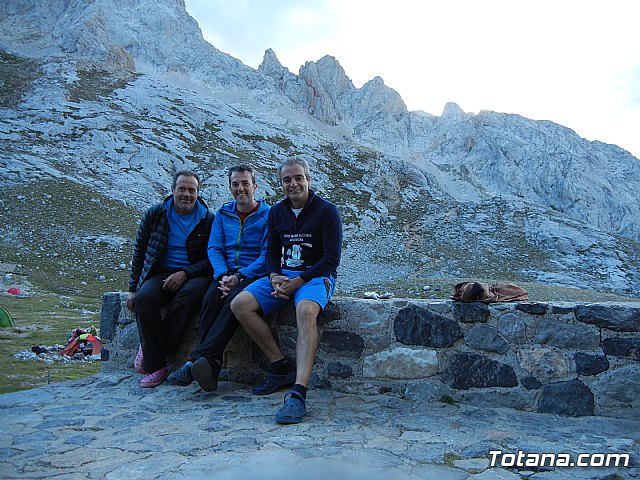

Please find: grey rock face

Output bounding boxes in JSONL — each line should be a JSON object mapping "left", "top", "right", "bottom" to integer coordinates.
{"left": 602, "top": 338, "right": 640, "bottom": 360}
{"left": 520, "top": 376, "right": 542, "bottom": 390}
{"left": 533, "top": 319, "right": 600, "bottom": 350}
{"left": 538, "top": 380, "right": 595, "bottom": 416}
{"left": 518, "top": 347, "right": 570, "bottom": 383}
{"left": 363, "top": 347, "right": 438, "bottom": 380}
{"left": 99, "top": 290, "right": 122, "bottom": 341}
{"left": 326, "top": 361, "right": 353, "bottom": 378}
{"left": 575, "top": 304, "right": 640, "bottom": 332}
{"left": 441, "top": 352, "right": 518, "bottom": 389}
{"left": 497, "top": 313, "right": 528, "bottom": 345}
{"left": 320, "top": 330, "right": 366, "bottom": 358}
{"left": 452, "top": 302, "right": 490, "bottom": 323}
{"left": 394, "top": 305, "right": 463, "bottom": 348}
{"left": 588, "top": 363, "right": 640, "bottom": 414}
{"left": 574, "top": 352, "right": 609, "bottom": 376}
{"left": 1, "top": 0, "right": 639, "bottom": 297}
{"left": 515, "top": 303, "right": 548, "bottom": 315}
{"left": 464, "top": 324, "right": 510, "bottom": 354}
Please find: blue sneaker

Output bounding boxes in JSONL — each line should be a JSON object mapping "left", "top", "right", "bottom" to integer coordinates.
{"left": 252, "top": 370, "right": 296, "bottom": 395}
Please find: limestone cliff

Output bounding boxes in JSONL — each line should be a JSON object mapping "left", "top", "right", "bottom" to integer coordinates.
{"left": 0, "top": 0, "right": 638, "bottom": 297}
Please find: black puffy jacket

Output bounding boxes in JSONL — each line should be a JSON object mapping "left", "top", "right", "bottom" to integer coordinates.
{"left": 129, "top": 195, "right": 214, "bottom": 292}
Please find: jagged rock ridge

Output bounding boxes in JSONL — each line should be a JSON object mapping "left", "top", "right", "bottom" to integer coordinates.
{"left": 0, "top": 0, "right": 638, "bottom": 298}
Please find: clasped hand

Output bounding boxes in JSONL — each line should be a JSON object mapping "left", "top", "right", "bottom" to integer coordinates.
{"left": 217, "top": 274, "right": 240, "bottom": 297}
{"left": 270, "top": 275, "right": 303, "bottom": 299}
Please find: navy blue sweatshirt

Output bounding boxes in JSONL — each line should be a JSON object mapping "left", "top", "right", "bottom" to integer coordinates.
{"left": 265, "top": 190, "right": 342, "bottom": 282}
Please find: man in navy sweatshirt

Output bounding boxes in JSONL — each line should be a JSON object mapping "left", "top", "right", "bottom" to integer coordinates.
{"left": 231, "top": 156, "right": 342, "bottom": 424}
{"left": 167, "top": 165, "right": 270, "bottom": 391}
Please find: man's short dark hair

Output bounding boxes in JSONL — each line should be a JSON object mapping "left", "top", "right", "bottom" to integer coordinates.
{"left": 172, "top": 170, "right": 200, "bottom": 191}
{"left": 227, "top": 165, "right": 256, "bottom": 185}
{"left": 277, "top": 156, "right": 311, "bottom": 181}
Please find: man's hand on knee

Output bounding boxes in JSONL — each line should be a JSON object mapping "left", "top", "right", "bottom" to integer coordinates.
{"left": 163, "top": 271, "right": 187, "bottom": 292}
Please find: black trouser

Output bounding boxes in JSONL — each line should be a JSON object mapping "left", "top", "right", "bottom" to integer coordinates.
{"left": 135, "top": 272, "right": 211, "bottom": 373}
{"left": 189, "top": 277, "right": 258, "bottom": 364}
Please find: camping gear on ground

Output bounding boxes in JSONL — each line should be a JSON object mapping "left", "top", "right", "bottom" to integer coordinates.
{"left": 451, "top": 281, "right": 529, "bottom": 303}
{"left": 61, "top": 327, "right": 103, "bottom": 357}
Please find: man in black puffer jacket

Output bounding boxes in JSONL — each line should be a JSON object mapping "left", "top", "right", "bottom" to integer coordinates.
{"left": 127, "top": 170, "right": 214, "bottom": 388}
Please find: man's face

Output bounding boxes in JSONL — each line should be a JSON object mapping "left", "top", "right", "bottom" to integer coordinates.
{"left": 172, "top": 174, "right": 198, "bottom": 215}
{"left": 280, "top": 163, "right": 310, "bottom": 208}
{"left": 229, "top": 170, "right": 257, "bottom": 209}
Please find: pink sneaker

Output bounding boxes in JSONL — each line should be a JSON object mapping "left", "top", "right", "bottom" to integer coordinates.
{"left": 139, "top": 367, "right": 168, "bottom": 388}
{"left": 134, "top": 345, "right": 146, "bottom": 374}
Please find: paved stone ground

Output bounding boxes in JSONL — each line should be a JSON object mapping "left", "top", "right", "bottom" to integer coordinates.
{"left": 0, "top": 371, "right": 638, "bottom": 480}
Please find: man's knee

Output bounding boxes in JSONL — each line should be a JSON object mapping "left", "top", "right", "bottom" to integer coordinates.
{"left": 296, "top": 300, "right": 320, "bottom": 327}
{"left": 230, "top": 291, "right": 256, "bottom": 317}
{"left": 177, "top": 277, "right": 210, "bottom": 298}
{"left": 134, "top": 287, "right": 159, "bottom": 312}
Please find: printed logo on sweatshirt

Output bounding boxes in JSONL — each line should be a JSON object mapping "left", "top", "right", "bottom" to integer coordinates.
{"left": 285, "top": 242, "right": 312, "bottom": 267}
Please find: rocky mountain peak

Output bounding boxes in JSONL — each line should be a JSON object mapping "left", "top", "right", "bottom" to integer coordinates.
{"left": 0, "top": 0, "right": 639, "bottom": 298}
{"left": 258, "top": 48, "right": 287, "bottom": 77}
{"left": 441, "top": 102, "right": 467, "bottom": 119}
{"left": 357, "top": 76, "right": 407, "bottom": 116}
{"left": 300, "top": 55, "right": 354, "bottom": 94}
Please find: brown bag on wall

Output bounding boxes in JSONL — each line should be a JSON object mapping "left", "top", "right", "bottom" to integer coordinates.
{"left": 451, "top": 281, "right": 529, "bottom": 303}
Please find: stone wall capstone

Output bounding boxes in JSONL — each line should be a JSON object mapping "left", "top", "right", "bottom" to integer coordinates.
{"left": 100, "top": 293, "right": 640, "bottom": 419}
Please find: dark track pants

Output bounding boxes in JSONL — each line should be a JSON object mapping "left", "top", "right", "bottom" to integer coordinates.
{"left": 188, "top": 277, "right": 257, "bottom": 364}
{"left": 135, "top": 273, "right": 211, "bottom": 373}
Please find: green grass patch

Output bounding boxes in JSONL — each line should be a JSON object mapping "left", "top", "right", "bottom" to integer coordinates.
{"left": 68, "top": 67, "right": 138, "bottom": 103}
{"left": 0, "top": 51, "right": 41, "bottom": 108}
{"left": 316, "top": 143, "right": 378, "bottom": 225}
{"left": 0, "top": 177, "right": 136, "bottom": 298}
{"left": 233, "top": 133, "right": 295, "bottom": 150}
{"left": 0, "top": 293, "right": 101, "bottom": 394}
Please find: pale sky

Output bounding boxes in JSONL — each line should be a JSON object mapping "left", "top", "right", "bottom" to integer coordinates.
{"left": 184, "top": 0, "right": 640, "bottom": 159}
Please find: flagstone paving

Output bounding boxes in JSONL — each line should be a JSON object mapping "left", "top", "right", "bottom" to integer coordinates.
{"left": 0, "top": 372, "right": 638, "bottom": 479}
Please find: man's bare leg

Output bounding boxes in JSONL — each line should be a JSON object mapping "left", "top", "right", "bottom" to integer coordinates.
{"left": 293, "top": 300, "right": 321, "bottom": 387}
{"left": 231, "top": 291, "right": 284, "bottom": 363}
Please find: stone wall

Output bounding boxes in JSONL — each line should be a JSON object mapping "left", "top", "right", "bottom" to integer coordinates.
{"left": 100, "top": 292, "right": 640, "bottom": 419}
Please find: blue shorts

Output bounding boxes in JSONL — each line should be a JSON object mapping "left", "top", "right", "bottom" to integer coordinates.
{"left": 244, "top": 269, "right": 336, "bottom": 316}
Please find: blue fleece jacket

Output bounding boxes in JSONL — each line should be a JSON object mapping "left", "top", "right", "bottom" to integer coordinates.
{"left": 265, "top": 190, "right": 342, "bottom": 282}
{"left": 207, "top": 199, "right": 270, "bottom": 280}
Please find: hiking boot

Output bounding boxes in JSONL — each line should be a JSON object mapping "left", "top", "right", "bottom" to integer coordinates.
{"left": 139, "top": 367, "right": 168, "bottom": 388}
{"left": 134, "top": 345, "right": 146, "bottom": 374}
{"left": 191, "top": 357, "right": 220, "bottom": 392}
{"left": 252, "top": 370, "right": 296, "bottom": 395}
{"left": 167, "top": 361, "right": 194, "bottom": 386}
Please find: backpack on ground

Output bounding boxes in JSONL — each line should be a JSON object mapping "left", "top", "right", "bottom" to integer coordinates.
{"left": 451, "top": 281, "right": 529, "bottom": 303}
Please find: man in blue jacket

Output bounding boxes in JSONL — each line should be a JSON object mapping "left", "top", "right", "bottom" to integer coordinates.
{"left": 231, "top": 156, "right": 342, "bottom": 424}
{"left": 167, "top": 165, "right": 270, "bottom": 391}
{"left": 127, "top": 171, "right": 214, "bottom": 388}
